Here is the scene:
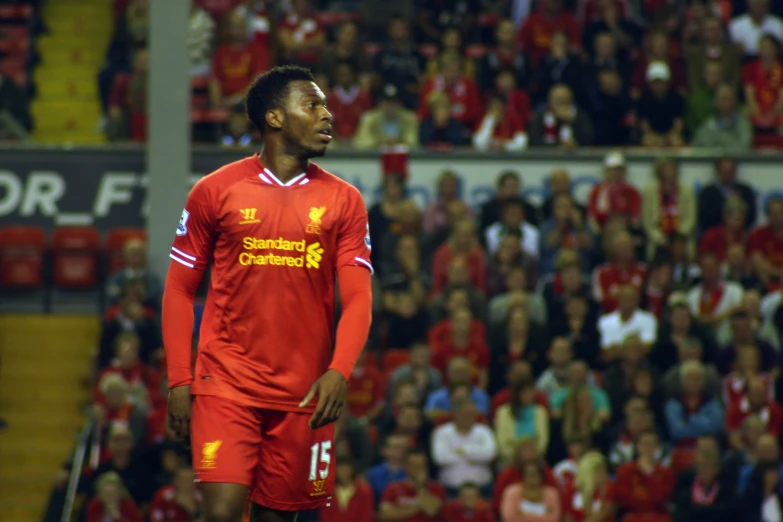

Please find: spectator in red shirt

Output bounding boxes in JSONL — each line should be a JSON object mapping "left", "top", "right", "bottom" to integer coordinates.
{"left": 493, "top": 67, "right": 533, "bottom": 126}
{"left": 276, "top": 0, "right": 325, "bottom": 67}
{"left": 563, "top": 451, "right": 617, "bottom": 522}
{"left": 614, "top": 430, "right": 675, "bottom": 522}
{"left": 518, "top": 0, "right": 580, "bottom": 66}
{"left": 209, "top": 10, "right": 271, "bottom": 108}
{"left": 631, "top": 29, "right": 686, "bottom": 98}
{"left": 726, "top": 376, "right": 783, "bottom": 448}
{"left": 587, "top": 151, "right": 642, "bottom": 231}
{"left": 379, "top": 448, "right": 446, "bottom": 522}
{"left": 743, "top": 33, "right": 783, "bottom": 130}
{"left": 319, "top": 458, "right": 375, "bottom": 522}
{"left": 472, "top": 93, "right": 529, "bottom": 152}
{"left": 431, "top": 307, "right": 490, "bottom": 388}
{"left": 442, "top": 483, "right": 495, "bottom": 522}
{"left": 722, "top": 343, "right": 774, "bottom": 411}
{"left": 500, "top": 460, "right": 562, "bottom": 522}
{"left": 432, "top": 219, "right": 487, "bottom": 295}
{"left": 346, "top": 351, "right": 386, "bottom": 423}
{"left": 106, "top": 48, "right": 148, "bottom": 142}
{"left": 150, "top": 466, "right": 201, "bottom": 522}
{"left": 86, "top": 471, "right": 143, "bottom": 522}
{"left": 748, "top": 197, "right": 783, "bottom": 289}
{"left": 699, "top": 196, "right": 749, "bottom": 262}
{"left": 419, "top": 52, "right": 482, "bottom": 130}
{"left": 325, "top": 60, "right": 373, "bottom": 144}
{"left": 592, "top": 230, "right": 648, "bottom": 312}
{"left": 493, "top": 437, "right": 559, "bottom": 516}
{"left": 95, "top": 331, "right": 163, "bottom": 410}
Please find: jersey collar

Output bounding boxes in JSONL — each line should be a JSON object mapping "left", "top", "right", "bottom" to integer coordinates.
{"left": 258, "top": 168, "right": 310, "bottom": 187}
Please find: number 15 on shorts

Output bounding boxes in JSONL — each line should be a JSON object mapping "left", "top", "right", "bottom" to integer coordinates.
{"left": 309, "top": 441, "right": 331, "bottom": 496}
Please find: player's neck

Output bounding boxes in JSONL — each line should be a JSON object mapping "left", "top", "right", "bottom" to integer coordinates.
{"left": 259, "top": 148, "right": 309, "bottom": 184}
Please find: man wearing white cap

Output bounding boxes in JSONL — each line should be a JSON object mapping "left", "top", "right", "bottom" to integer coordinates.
{"left": 587, "top": 150, "right": 642, "bottom": 231}
{"left": 636, "top": 61, "right": 686, "bottom": 147}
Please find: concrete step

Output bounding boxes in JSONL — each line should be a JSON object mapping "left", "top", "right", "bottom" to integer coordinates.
{"left": 33, "top": 132, "right": 106, "bottom": 144}
{"left": 35, "top": 78, "right": 98, "bottom": 99}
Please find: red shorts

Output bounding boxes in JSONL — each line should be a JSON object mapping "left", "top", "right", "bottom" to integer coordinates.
{"left": 190, "top": 394, "right": 335, "bottom": 511}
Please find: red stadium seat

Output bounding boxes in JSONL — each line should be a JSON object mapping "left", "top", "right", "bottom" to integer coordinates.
{"left": 0, "top": 226, "right": 46, "bottom": 289}
{"left": 477, "top": 13, "right": 500, "bottom": 27}
{"left": 465, "top": 44, "right": 487, "bottom": 59}
{"left": 382, "top": 349, "right": 410, "bottom": 373}
{"left": 191, "top": 75, "right": 210, "bottom": 91}
{"left": 314, "top": 11, "right": 362, "bottom": 27}
{"left": 191, "top": 108, "right": 229, "bottom": 124}
{"left": 105, "top": 228, "right": 146, "bottom": 273}
{"left": 0, "top": 5, "right": 33, "bottom": 20}
{"left": 0, "top": 26, "right": 29, "bottom": 41}
{"left": 363, "top": 43, "right": 381, "bottom": 56}
{"left": 670, "top": 447, "right": 696, "bottom": 473}
{"left": 417, "top": 44, "right": 438, "bottom": 58}
{"left": 0, "top": 37, "right": 29, "bottom": 55}
{"left": 363, "top": 351, "right": 379, "bottom": 370}
{"left": 51, "top": 227, "right": 101, "bottom": 289}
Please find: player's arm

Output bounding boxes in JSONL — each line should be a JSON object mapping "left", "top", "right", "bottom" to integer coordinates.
{"left": 301, "top": 187, "right": 373, "bottom": 428}
{"left": 161, "top": 181, "right": 215, "bottom": 438}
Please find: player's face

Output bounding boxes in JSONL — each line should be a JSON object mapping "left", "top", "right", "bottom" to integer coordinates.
{"left": 282, "top": 80, "right": 333, "bottom": 158}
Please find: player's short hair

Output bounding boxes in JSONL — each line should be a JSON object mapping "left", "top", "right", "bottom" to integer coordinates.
{"left": 245, "top": 65, "right": 315, "bottom": 133}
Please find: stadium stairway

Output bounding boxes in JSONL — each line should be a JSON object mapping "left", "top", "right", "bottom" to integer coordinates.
{"left": 0, "top": 315, "right": 100, "bottom": 522}
{"left": 31, "top": 0, "right": 113, "bottom": 143}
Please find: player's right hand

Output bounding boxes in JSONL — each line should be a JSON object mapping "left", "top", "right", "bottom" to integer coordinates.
{"left": 168, "top": 385, "right": 192, "bottom": 442}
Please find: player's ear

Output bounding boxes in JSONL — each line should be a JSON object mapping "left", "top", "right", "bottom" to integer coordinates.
{"left": 266, "top": 108, "right": 284, "bottom": 131}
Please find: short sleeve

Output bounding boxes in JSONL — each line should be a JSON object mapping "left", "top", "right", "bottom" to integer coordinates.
{"left": 336, "top": 186, "right": 373, "bottom": 274}
{"left": 639, "top": 315, "right": 658, "bottom": 344}
{"left": 170, "top": 179, "right": 215, "bottom": 272}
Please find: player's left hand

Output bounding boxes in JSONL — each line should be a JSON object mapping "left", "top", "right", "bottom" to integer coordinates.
{"left": 299, "top": 369, "right": 347, "bottom": 429}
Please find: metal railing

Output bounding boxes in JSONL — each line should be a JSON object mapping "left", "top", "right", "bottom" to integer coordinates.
{"left": 60, "top": 417, "right": 99, "bottom": 522}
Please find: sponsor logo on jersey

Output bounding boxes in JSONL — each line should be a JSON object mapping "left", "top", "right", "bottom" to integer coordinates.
{"left": 310, "top": 479, "right": 327, "bottom": 497}
{"left": 239, "top": 208, "right": 260, "bottom": 224}
{"left": 200, "top": 440, "right": 222, "bottom": 470}
{"left": 176, "top": 209, "right": 189, "bottom": 236}
{"left": 239, "top": 237, "right": 324, "bottom": 269}
{"left": 305, "top": 206, "right": 326, "bottom": 234}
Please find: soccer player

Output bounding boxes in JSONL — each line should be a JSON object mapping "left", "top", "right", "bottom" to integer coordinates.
{"left": 162, "top": 66, "right": 373, "bottom": 522}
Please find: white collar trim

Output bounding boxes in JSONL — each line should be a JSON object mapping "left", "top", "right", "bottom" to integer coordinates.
{"left": 259, "top": 168, "right": 309, "bottom": 186}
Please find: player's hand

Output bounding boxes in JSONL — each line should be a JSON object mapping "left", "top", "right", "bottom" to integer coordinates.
{"left": 168, "top": 385, "right": 192, "bottom": 442}
{"left": 299, "top": 369, "right": 347, "bottom": 429}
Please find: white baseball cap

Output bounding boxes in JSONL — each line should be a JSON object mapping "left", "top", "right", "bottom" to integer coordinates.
{"left": 646, "top": 61, "right": 671, "bottom": 82}
{"left": 604, "top": 151, "right": 626, "bottom": 168}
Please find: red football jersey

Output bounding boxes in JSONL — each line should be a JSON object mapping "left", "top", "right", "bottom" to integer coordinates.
{"left": 722, "top": 372, "right": 774, "bottom": 410}
{"left": 441, "top": 499, "right": 495, "bottom": 522}
{"left": 726, "top": 398, "right": 783, "bottom": 435}
{"left": 150, "top": 485, "right": 202, "bottom": 522}
{"left": 346, "top": 365, "right": 385, "bottom": 418}
{"left": 592, "top": 262, "right": 648, "bottom": 312}
{"left": 562, "top": 480, "right": 616, "bottom": 521}
{"left": 748, "top": 225, "right": 783, "bottom": 268}
{"left": 381, "top": 480, "right": 447, "bottom": 522}
{"left": 169, "top": 155, "right": 372, "bottom": 411}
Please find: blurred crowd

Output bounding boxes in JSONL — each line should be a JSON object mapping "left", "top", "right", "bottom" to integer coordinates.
{"left": 43, "top": 151, "right": 783, "bottom": 522}
{"left": 95, "top": 0, "right": 783, "bottom": 150}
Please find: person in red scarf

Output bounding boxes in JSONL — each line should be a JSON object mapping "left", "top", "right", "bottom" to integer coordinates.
{"left": 472, "top": 93, "right": 529, "bottom": 151}
{"left": 614, "top": 430, "right": 675, "bottom": 522}
{"left": 95, "top": 332, "right": 163, "bottom": 410}
{"left": 699, "top": 197, "right": 748, "bottom": 261}
{"left": 493, "top": 67, "right": 533, "bottom": 126}
{"left": 562, "top": 451, "right": 617, "bottom": 522}
{"left": 276, "top": 0, "right": 325, "bottom": 67}
{"left": 419, "top": 52, "right": 482, "bottom": 130}
{"left": 431, "top": 221, "right": 487, "bottom": 295}
{"left": 209, "top": 10, "right": 271, "bottom": 108}
{"left": 325, "top": 60, "right": 373, "bottom": 144}
{"left": 431, "top": 308, "right": 490, "bottom": 389}
{"left": 95, "top": 373, "right": 148, "bottom": 449}
{"left": 86, "top": 471, "right": 143, "bottom": 522}
{"left": 641, "top": 157, "right": 697, "bottom": 260}
{"left": 642, "top": 255, "right": 673, "bottom": 319}
{"left": 529, "top": 83, "right": 595, "bottom": 148}
{"left": 345, "top": 351, "right": 386, "bottom": 423}
{"left": 150, "top": 465, "right": 202, "bottom": 522}
{"left": 748, "top": 197, "right": 783, "bottom": 290}
{"left": 587, "top": 150, "right": 642, "bottom": 231}
{"left": 742, "top": 34, "right": 783, "bottom": 131}
{"left": 517, "top": 0, "right": 581, "bottom": 66}
{"left": 726, "top": 376, "right": 783, "bottom": 449}
{"left": 442, "top": 482, "right": 494, "bottom": 522}
{"left": 379, "top": 448, "right": 446, "bottom": 522}
{"left": 685, "top": 251, "right": 744, "bottom": 328}
{"left": 319, "top": 458, "right": 374, "bottom": 522}
{"left": 722, "top": 344, "right": 774, "bottom": 412}
{"left": 592, "top": 230, "right": 647, "bottom": 312}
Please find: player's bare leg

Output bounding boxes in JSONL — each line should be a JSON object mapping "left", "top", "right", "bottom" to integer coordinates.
{"left": 201, "top": 483, "right": 250, "bottom": 522}
{"left": 249, "top": 503, "right": 297, "bottom": 522}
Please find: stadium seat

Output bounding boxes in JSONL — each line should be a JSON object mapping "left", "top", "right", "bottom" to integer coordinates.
{"left": 315, "top": 11, "right": 362, "bottom": 27}
{"left": 0, "top": 5, "right": 33, "bottom": 21}
{"left": 417, "top": 44, "right": 438, "bottom": 58}
{"left": 105, "top": 228, "right": 146, "bottom": 273}
{"left": 0, "top": 226, "right": 46, "bottom": 289}
{"left": 465, "top": 44, "right": 488, "bottom": 59}
{"left": 362, "top": 43, "right": 381, "bottom": 56}
{"left": 51, "top": 227, "right": 101, "bottom": 289}
{"left": 382, "top": 349, "right": 410, "bottom": 373}
{"left": 363, "top": 351, "right": 379, "bottom": 370}
{"left": 191, "top": 108, "right": 229, "bottom": 124}
{"left": 477, "top": 13, "right": 500, "bottom": 27}
{"left": 670, "top": 447, "right": 696, "bottom": 473}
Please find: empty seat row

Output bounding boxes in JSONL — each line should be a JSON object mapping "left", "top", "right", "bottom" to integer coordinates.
{"left": 0, "top": 226, "right": 145, "bottom": 290}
